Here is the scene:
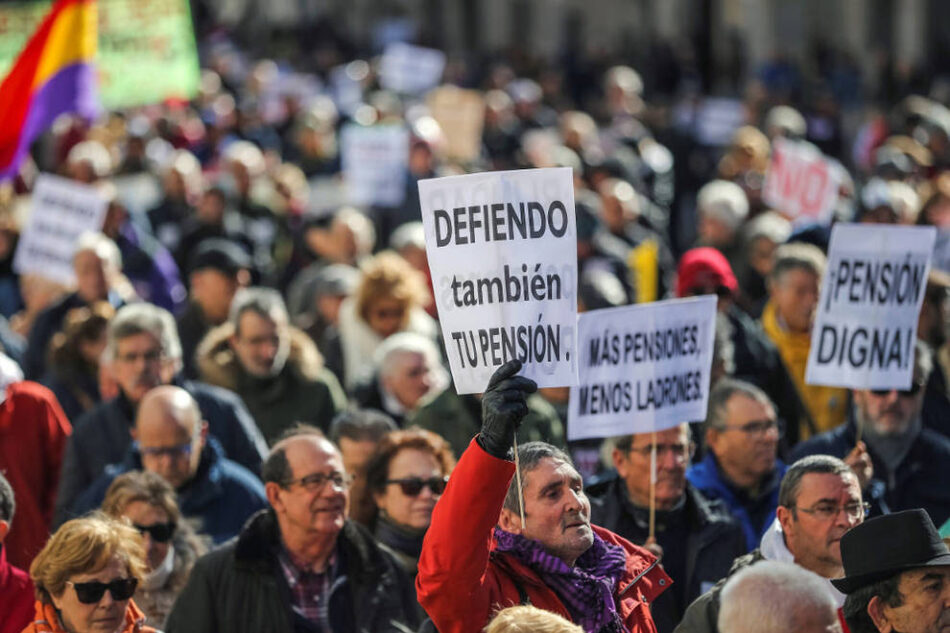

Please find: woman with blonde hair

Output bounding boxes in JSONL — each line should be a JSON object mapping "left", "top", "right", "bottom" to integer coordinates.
{"left": 484, "top": 605, "right": 583, "bottom": 633}
{"left": 100, "top": 472, "right": 207, "bottom": 628}
{"left": 23, "top": 513, "right": 155, "bottom": 633}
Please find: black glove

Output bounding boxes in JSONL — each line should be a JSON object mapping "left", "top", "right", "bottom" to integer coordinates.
{"left": 478, "top": 360, "right": 538, "bottom": 460}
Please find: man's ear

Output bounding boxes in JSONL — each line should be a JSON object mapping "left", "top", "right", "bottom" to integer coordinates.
{"left": 498, "top": 507, "right": 523, "bottom": 535}
{"left": 867, "top": 596, "right": 893, "bottom": 633}
{"left": 0, "top": 519, "right": 9, "bottom": 544}
{"left": 776, "top": 505, "right": 794, "bottom": 534}
{"left": 265, "top": 482, "right": 284, "bottom": 511}
{"left": 705, "top": 427, "right": 720, "bottom": 453}
{"left": 611, "top": 447, "right": 626, "bottom": 476}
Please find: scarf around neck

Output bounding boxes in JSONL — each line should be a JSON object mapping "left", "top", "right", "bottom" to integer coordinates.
{"left": 493, "top": 527, "right": 629, "bottom": 633}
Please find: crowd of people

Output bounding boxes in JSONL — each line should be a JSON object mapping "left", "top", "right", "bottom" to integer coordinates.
{"left": 1, "top": 17, "right": 950, "bottom": 633}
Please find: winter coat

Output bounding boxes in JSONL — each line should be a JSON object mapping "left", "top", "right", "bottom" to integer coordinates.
{"left": 686, "top": 453, "right": 787, "bottom": 552}
{"left": 164, "top": 510, "right": 419, "bottom": 633}
{"left": 417, "top": 439, "right": 671, "bottom": 633}
{"left": 760, "top": 301, "right": 848, "bottom": 438}
{"left": 71, "top": 439, "right": 267, "bottom": 544}
{"left": 1, "top": 545, "right": 33, "bottom": 633}
{"left": 672, "top": 549, "right": 765, "bottom": 633}
{"left": 54, "top": 380, "right": 267, "bottom": 527}
{"left": 20, "top": 600, "right": 155, "bottom": 633}
{"left": 587, "top": 478, "right": 747, "bottom": 633}
{"left": 410, "top": 386, "right": 566, "bottom": 459}
{"left": 0, "top": 382, "right": 71, "bottom": 569}
{"left": 196, "top": 322, "right": 346, "bottom": 442}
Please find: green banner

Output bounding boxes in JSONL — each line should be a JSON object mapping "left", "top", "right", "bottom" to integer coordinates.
{"left": 0, "top": 0, "right": 200, "bottom": 109}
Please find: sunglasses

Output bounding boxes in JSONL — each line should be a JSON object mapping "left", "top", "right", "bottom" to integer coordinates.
{"left": 870, "top": 382, "right": 923, "bottom": 397}
{"left": 386, "top": 476, "right": 449, "bottom": 496}
{"left": 67, "top": 578, "right": 138, "bottom": 604}
{"left": 133, "top": 522, "right": 176, "bottom": 543}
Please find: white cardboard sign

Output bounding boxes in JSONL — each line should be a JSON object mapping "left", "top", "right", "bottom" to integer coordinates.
{"left": 378, "top": 43, "right": 446, "bottom": 95}
{"left": 14, "top": 174, "right": 108, "bottom": 286}
{"left": 763, "top": 138, "right": 841, "bottom": 223}
{"left": 419, "top": 168, "right": 578, "bottom": 394}
{"left": 567, "top": 296, "right": 717, "bottom": 441}
{"left": 806, "top": 223, "right": 936, "bottom": 390}
{"left": 340, "top": 124, "right": 409, "bottom": 207}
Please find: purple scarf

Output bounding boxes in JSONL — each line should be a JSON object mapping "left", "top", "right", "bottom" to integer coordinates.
{"left": 493, "top": 527, "right": 629, "bottom": 633}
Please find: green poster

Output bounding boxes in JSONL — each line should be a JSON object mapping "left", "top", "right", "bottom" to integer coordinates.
{"left": 0, "top": 0, "right": 200, "bottom": 109}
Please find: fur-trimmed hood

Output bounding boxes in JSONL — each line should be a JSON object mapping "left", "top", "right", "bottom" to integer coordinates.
{"left": 195, "top": 321, "right": 325, "bottom": 392}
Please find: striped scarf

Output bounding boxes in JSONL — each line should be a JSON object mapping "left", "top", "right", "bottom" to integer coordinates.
{"left": 493, "top": 527, "right": 628, "bottom": 633}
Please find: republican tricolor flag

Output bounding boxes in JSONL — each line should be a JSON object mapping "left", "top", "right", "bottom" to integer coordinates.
{"left": 0, "top": 0, "right": 98, "bottom": 180}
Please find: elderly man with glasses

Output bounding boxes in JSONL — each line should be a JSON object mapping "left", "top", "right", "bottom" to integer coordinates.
{"left": 164, "top": 425, "right": 418, "bottom": 633}
{"left": 687, "top": 378, "right": 787, "bottom": 551}
{"left": 792, "top": 340, "right": 950, "bottom": 527}
{"left": 586, "top": 423, "right": 747, "bottom": 633}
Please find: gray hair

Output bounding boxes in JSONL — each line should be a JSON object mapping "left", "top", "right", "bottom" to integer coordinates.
{"left": 770, "top": 242, "right": 826, "bottom": 284}
{"left": 229, "top": 287, "right": 289, "bottom": 334}
{"left": 74, "top": 232, "right": 122, "bottom": 271}
{"left": 843, "top": 575, "right": 904, "bottom": 633}
{"left": 706, "top": 378, "right": 774, "bottom": 431}
{"left": 697, "top": 180, "right": 749, "bottom": 231}
{"left": 503, "top": 442, "right": 574, "bottom": 514}
{"left": 0, "top": 471, "right": 14, "bottom": 524}
{"left": 718, "top": 561, "right": 840, "bottom": 633}
{"left": 374, "top": 333, "right": 448, "bottom": 390}
{"left": 744, "top": 211, "right": 792, "bottom": 246}
{"left": 914, "top": 339, "right": 935, "bottom": 385}
{"left": 106, "top": 303, "right": 182, "bottom": 363}
{"left": 328, "top": 409, "right": 397, "bottom": 445}
{"left": 779, "top": 455, "right": 856, "bottom": 508}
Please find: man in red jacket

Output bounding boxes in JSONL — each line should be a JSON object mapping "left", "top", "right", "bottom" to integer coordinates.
{"left": 0, "top": 472, "right": 35, "bottom": 633}
{"left": 417, "top": 360, "right": 670, "bottom": 633}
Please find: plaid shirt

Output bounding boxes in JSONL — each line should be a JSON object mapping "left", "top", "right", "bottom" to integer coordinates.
{"left": 277, "top": 545, "right": 337, "bottom": 629}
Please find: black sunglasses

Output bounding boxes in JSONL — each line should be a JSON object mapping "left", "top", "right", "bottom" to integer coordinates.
{"left": 133, "top": 522, "right": 176, "bottom": 543}
{"left": 67, "top": 577, "right": 138, "bottom": 604}
{"left": 386, "top": 476, "right": 449, "bottom": 497}
{"left": 870, "top": 382, "right": 923, "bottom": 397}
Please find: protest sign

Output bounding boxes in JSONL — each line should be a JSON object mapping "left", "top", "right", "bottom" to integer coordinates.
{"left": 805, "top": 224, "right": 936, "bottom": 390}
{"left": 763, "top": 138, "right": 841, "bottom": 223}
{"left": 0, "top": 0, "right": 200, "bottom": 109}
{"left": 694, "top": 98, "right": 745, "bottom": 147}
{"left": 340, "top": 124, "right": 409, "bottom": 207}
{"left": 378, "top": 43, "right": 446, "bottom": 95}
{"left": 419, "top": 168, "right": 578, "bottom": 394}
{"left": 427, "top": 86, "right": 485, "bottom": 162}
{"left": 14, "top": 174, "right": 108, "bottom": 286}
{"left": 567, "top": 296, "right": 717, "bottom": 441}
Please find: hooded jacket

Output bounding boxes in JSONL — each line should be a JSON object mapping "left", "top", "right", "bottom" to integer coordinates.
{"left": 196, "top": 322, "right": 345, "bottom": 442}
{"left": 417, "top": 439, "right": 671, "bottom": 633}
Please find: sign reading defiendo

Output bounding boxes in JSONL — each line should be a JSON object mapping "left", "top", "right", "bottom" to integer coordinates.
{"left": 419, "top": 168, "right": 578, "bottom": 394}
{"left": 805, "top": 223, "right": 936, "bottom": 390}
{"left": 567, "top": 296, "right": 717, "bottom": 441}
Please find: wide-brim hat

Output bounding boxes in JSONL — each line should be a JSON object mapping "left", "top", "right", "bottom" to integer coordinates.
{"left": 831, "top": 509, "right": 950, "bottom": 594}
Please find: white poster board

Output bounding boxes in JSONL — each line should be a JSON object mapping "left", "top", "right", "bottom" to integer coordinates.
{"left": 427, "top": 86, "right": 485, "bottom": 163}
{"left": 806, "top": 223, "right": 936, "bottom": 390}
{"left": 14, "top": 174, "right": 108, "bottom": 286}
{"left": 378, "top": 43, "right": 446, "bottom": 95}
{"left": 340, "top": 124, "right": 409, "bottom": 207}
{"left": 567, "top": 296, "right": 717, "bottom": 441}
{"left": 763, "top": 138, "right": 841, "bottom": 223}
{"left": 419, "top": 167, "right": 578, "bottom": 394}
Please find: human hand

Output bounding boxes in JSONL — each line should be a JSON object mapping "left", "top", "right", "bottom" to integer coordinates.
{"left": 478, "top": 360, "right": 538, "bottom": 459}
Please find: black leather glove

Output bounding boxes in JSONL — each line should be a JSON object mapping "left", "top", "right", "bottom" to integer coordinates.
{"left": 478, "top": 360, "right": 538, "bottom": 460}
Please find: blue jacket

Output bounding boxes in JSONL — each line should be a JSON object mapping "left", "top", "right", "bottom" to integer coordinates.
{"left": 72, "top": 438, "right": 267, "bottom": 544}
{"left": 686, "top": 452, "right": 787, "bottom": 551}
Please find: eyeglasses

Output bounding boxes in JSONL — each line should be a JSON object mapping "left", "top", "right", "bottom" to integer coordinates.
{"left": 136, "top": 440, "right": 194, "bottom": 459}
{"left": 626, "top": 442, "right": 696, "bottom": 462}
{"left": 386, "top": 476, "right": 449, "bottom": 496}
{"left": 870, "top": 382, "right": 924, "bottom": 398}
{"left": 719, "top": 418, "right": 784, "bottom": 438}
{"left": 115, "top": 349, "right": 165, "bottom": 365}
{"left": 282, "top": 471, "right": 352, "bottom": 492}
{"left": 66, "top": 578, "right": 138, "bottom": 604}
{"left": 133, "top": 521, "right": 176, "bottom": 543}
{"left": 792, "top": 501, "right": 870, "bottom": 522}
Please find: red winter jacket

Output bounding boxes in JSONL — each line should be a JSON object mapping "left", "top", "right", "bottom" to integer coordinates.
{"left": 0, "top": 382, "right": 71, "bottom": 569}
{"left": 0, "top": 545, "right": 34, "bottom": 633}
{"left": 417, "top": 439, "right": 671, "bottom": 633}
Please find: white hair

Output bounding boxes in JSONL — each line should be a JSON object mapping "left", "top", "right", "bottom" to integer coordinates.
{"left": 390, "top": 221, "right": 425, "bottom": 252}
{"left": 765, "top": 105, "right": 807, "bottom": 138}
{"left": 74, "top": 232, "right": 122, "bottom": 271}
{"left": 67, "top": 140, "right": 113, "bottom": 178}
{"left": 374, "top": 332, "right": 447, "bottom": 389}
{"left": 744, "top": 211, "right": 792, "bottom": 245}
{"left": 697, "top": 180, "right": 749, "bottom": 231}
{"left": 718, "top": 561, "right": 840, "bottom": 633}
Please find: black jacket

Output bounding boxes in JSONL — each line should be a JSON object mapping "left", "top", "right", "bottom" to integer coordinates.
{"left": 672, "top": 549, "right": 766, "bottom": 633}
{"left": 790, "top": 416, "right": 950, "bottom": 526}
{"left": 587, "top": 478, "right": 747, "bottom": 633}
{"left": 165, "top": 510, "right": 419, "bottom": 633}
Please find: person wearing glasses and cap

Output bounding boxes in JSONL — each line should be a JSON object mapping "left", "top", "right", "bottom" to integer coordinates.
{"left": 164, "top": 424, "right": 418, "bottom": 633}
{"left": 100, "top": 471, "right": 208, "bottom": 629}
{"left": 23, "top": 514, "right": 156, "bottom": 633}
{"left": 586, "top": 424, "right": 747, "bottom": 633}
{"left": 836, "top": 509, "right": 950, "bottom": 633}
{"left": 792, "top": 340, "right": 950, "bottom": 527}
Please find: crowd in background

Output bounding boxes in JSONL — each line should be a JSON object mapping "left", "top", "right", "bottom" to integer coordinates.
{"left": 2, "top": 13, "right": 950, "bottom": 633}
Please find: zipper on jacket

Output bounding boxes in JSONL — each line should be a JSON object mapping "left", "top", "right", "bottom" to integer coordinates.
{"left": 618, "top": 558, "right": 659, "bottom": 597}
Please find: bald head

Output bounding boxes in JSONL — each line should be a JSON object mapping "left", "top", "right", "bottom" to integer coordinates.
{"left": 133, "top": 386, "right": 206, "bottom": 489}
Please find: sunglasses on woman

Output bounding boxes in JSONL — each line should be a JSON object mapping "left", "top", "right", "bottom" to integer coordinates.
{"left": 386, "top": 476, "right": 449, "bottom": 496}
{"left": 66, "top": 577, "right": 138, "bottom": 604}
{"left": 133, "top": 521, "right": 176, "bottom": 543}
